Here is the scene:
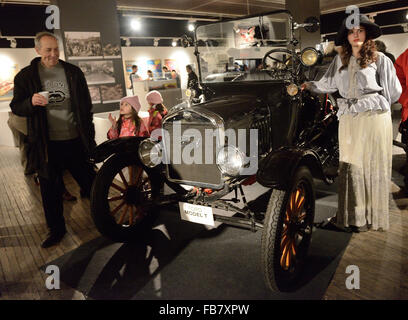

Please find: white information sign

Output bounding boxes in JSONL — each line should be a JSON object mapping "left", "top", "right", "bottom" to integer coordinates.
{"left": 179, "top": 202, "right": 215, "bottom": 226}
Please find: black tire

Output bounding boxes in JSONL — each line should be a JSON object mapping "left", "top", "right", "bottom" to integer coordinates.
{"left": 90, "top": 153, "right": 161, "bottom": 242}
{"left": 261, "top": 166, "right": 315, "bottom": 292}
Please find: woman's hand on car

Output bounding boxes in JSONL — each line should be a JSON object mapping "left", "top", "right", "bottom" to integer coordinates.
{"left": 300, "top": 82, "right": 311, "bottom": 91}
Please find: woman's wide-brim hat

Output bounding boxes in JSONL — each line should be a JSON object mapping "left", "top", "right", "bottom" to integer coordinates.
{"left": 334, "top": 14, "right": 382, "bottom": 46}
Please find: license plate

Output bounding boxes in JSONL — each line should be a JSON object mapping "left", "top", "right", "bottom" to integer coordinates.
{"left": 179, "top": 202, "right": 215, "bottom": 226}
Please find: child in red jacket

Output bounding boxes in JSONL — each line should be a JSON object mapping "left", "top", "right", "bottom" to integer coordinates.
{"left": 107, "top": 95, "right": 149, "bottom": 139}
{"left": 145, "top": 90, "right": 168, "bottom": 134}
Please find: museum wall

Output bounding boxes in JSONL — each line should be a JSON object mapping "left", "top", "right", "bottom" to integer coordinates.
{"left": 121, "top": 46, "right": 197, "bottom": 90}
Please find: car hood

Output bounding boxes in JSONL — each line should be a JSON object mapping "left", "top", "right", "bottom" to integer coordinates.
{"left": 191, "top": 95, "right": 260, "bottom": 125}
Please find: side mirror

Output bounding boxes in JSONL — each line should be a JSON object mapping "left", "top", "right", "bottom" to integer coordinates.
{"left": 294, "top": 16, "right": 320, "bottom": 33}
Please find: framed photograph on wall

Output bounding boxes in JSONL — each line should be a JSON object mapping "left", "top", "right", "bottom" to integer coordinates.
{"left": 65, "top": 31, "right": 103, "bottom": 59}
{"left": 147, "top": 59, "right": 162, "bottom": 77}
{"left": 103, "top": 43, "right": 121, "bottom": 59}
{"left": 0, "top": 63, "right": 18, "bottom": 101}
{"left": 101, "top": 84, "right": 123, "bottom": 104}
{"left": 79, "top": 60, "right": 115, "bottom": 85}
{"left": 88, "top": 86, "right": 101, "bottom": 104}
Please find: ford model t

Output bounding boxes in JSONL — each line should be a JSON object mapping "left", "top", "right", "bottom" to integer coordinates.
{"left": 90, "top": 10, "right": 339, "bottom": 292}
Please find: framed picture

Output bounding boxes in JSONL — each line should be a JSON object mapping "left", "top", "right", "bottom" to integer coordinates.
{"left": 88, "top": 86, "right": 101, "bottom": 104}
{"left": 101, "top": 84, "right": 123, "bottom": 104}
{"left": 147, "top": 59, "right": 162, "bottom": 77}
{"left": 79, "top": 60, "right": 115, "bottom": 85}
{"left": 0, "top": 63, "right": 18, "bottom": 101}
{"left": 103, "top": 43, "right": 121, "bottom": 59}
{"left": 65, "top": 31, "right": 103, "bottom": 59}
{"left": 164, "top": 59, "right": 178, "bottom": 73}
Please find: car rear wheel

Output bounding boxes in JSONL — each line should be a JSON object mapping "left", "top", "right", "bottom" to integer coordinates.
{"left": 90, "top": 153, "right": 161, "bottom": 242}
{"left": 261, "top": 166, "right": 315, "bottom": 292}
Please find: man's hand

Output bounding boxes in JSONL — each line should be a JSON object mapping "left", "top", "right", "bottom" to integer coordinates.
{"left": 31, "top": 94, "right": 48, "bottom": 107}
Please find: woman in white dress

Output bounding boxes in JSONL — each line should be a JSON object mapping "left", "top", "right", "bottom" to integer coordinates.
{"left": 302, "top": 14, "right": 402, "bottom": 232}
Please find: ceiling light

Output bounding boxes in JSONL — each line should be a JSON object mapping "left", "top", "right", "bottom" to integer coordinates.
{"left": 188, "top": 23, "right": 195, "bottom": 32}
{"left": 131, "top": 19, "right": 141, "bottom": 31}
{"left": 153, "top": 38, "right": 159, "bottom": 47}
{"left": 406, "top": 13, "right": 408, "bottom": 20}
{"left": 125, "top": 38, "right": 131, "bottom": 47}
{"left": 7, "top": 38, "right": 17, "bottom": 48}
{"left": 172, "top": 39, "right": 177, "bottom": 47}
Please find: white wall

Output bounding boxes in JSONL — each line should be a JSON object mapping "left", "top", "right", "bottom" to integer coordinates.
{"left": 377, "top": 33, "right": 408, "bottom": 60}
{"left": 0, "top": 49, "right": 38, "bottom": 111}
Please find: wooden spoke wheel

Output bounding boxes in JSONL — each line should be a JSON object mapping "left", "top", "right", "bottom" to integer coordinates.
{"left": 261, "top": 166, "right": 315, "bottom": 292}
{"left": 91, "top": 153, "right": 160, "bottom": 242}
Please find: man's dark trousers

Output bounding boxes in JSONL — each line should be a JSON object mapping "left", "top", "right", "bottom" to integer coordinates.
{"left": 38, "top": 138, "right": 96, "bottom": 234}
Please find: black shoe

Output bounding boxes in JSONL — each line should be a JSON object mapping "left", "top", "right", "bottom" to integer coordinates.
{"left": 351, "top": 225, "right": 369, "bottom": 233}
{"left": 41, "top": 231, "right": 66, "bottom": 248}
{"left": 316, "top": 216, "right": 352, "bottom": 233}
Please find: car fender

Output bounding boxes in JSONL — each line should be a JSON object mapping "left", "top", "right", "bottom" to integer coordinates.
{"left": 90, "top": 136, "right": 146, "bottom": 163}
{"left": 256, "top": 147, "right": 329, "bottom": 189}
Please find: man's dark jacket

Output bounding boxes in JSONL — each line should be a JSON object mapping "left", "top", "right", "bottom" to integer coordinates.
{"left": 10, "top": 57, "right": 96, "bottom": 177}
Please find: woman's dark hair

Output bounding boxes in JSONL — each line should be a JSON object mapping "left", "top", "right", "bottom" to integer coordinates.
{"left": 116, "top": 107, "right": 141, "bottom": 136}
{"left": 186, "top": 65, "right": 192, "bottom": 71}
{"left": 339, "top": 32, "right": 377, "bottom": 71}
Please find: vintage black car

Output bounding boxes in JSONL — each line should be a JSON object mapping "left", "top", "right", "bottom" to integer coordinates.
{"left": 90, "top": 10, "right": 339, "bottom": 292}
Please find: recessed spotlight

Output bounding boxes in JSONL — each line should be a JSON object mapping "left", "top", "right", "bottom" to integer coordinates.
{"left": 172, "top": 39, "right": 177, "bottom": 47}
{"left": 131, "top": 19, "right": 141, "bottom": 31}
{"left": 188, "top": 23, "right": 195, "bottom": 32}
{"left": 7, "top": 38, "right": 17, "bottom": 48}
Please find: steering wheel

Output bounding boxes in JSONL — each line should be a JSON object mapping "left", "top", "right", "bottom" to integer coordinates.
{"left": 262, "top": 48, "right": 296, "bottom": 70}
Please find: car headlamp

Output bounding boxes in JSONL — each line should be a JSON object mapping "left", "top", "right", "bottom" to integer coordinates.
{"left": 138, "top": 139, "right": 162, "bottom": 168}
{"left": 286, "top": 83, "right": 299, "bottom": 96}
{"left": 300, "top": 47, "right": 320, "bottom": 67}
{"left": 216, "top": 145, "right": 245, "bottom": 176}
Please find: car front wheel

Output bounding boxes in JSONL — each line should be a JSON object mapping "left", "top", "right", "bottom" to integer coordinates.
{"left": 90, "top": 153, "right": 161, "bottom": 243}
{"left": 261, "top": 166, "right": 315, "bottom": 292}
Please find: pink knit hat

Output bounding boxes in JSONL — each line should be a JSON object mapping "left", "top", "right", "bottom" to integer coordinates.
{"left": 146, "top": 90, "right": 163, "bottom": 105}
{"left": 120, "top": 95, "right": 141, "bottom": 112}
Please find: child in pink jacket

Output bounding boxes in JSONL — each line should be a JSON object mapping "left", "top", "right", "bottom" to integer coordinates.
{"left": 145, "top": 90, "right": 168, "bottom": 133}
{"left": 107, "top": 95, "right": 149, "bottom": 139}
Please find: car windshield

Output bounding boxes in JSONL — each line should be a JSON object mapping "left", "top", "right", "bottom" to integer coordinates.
{"left": 196, "top": 11, "right": 292, "bottom": 83}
